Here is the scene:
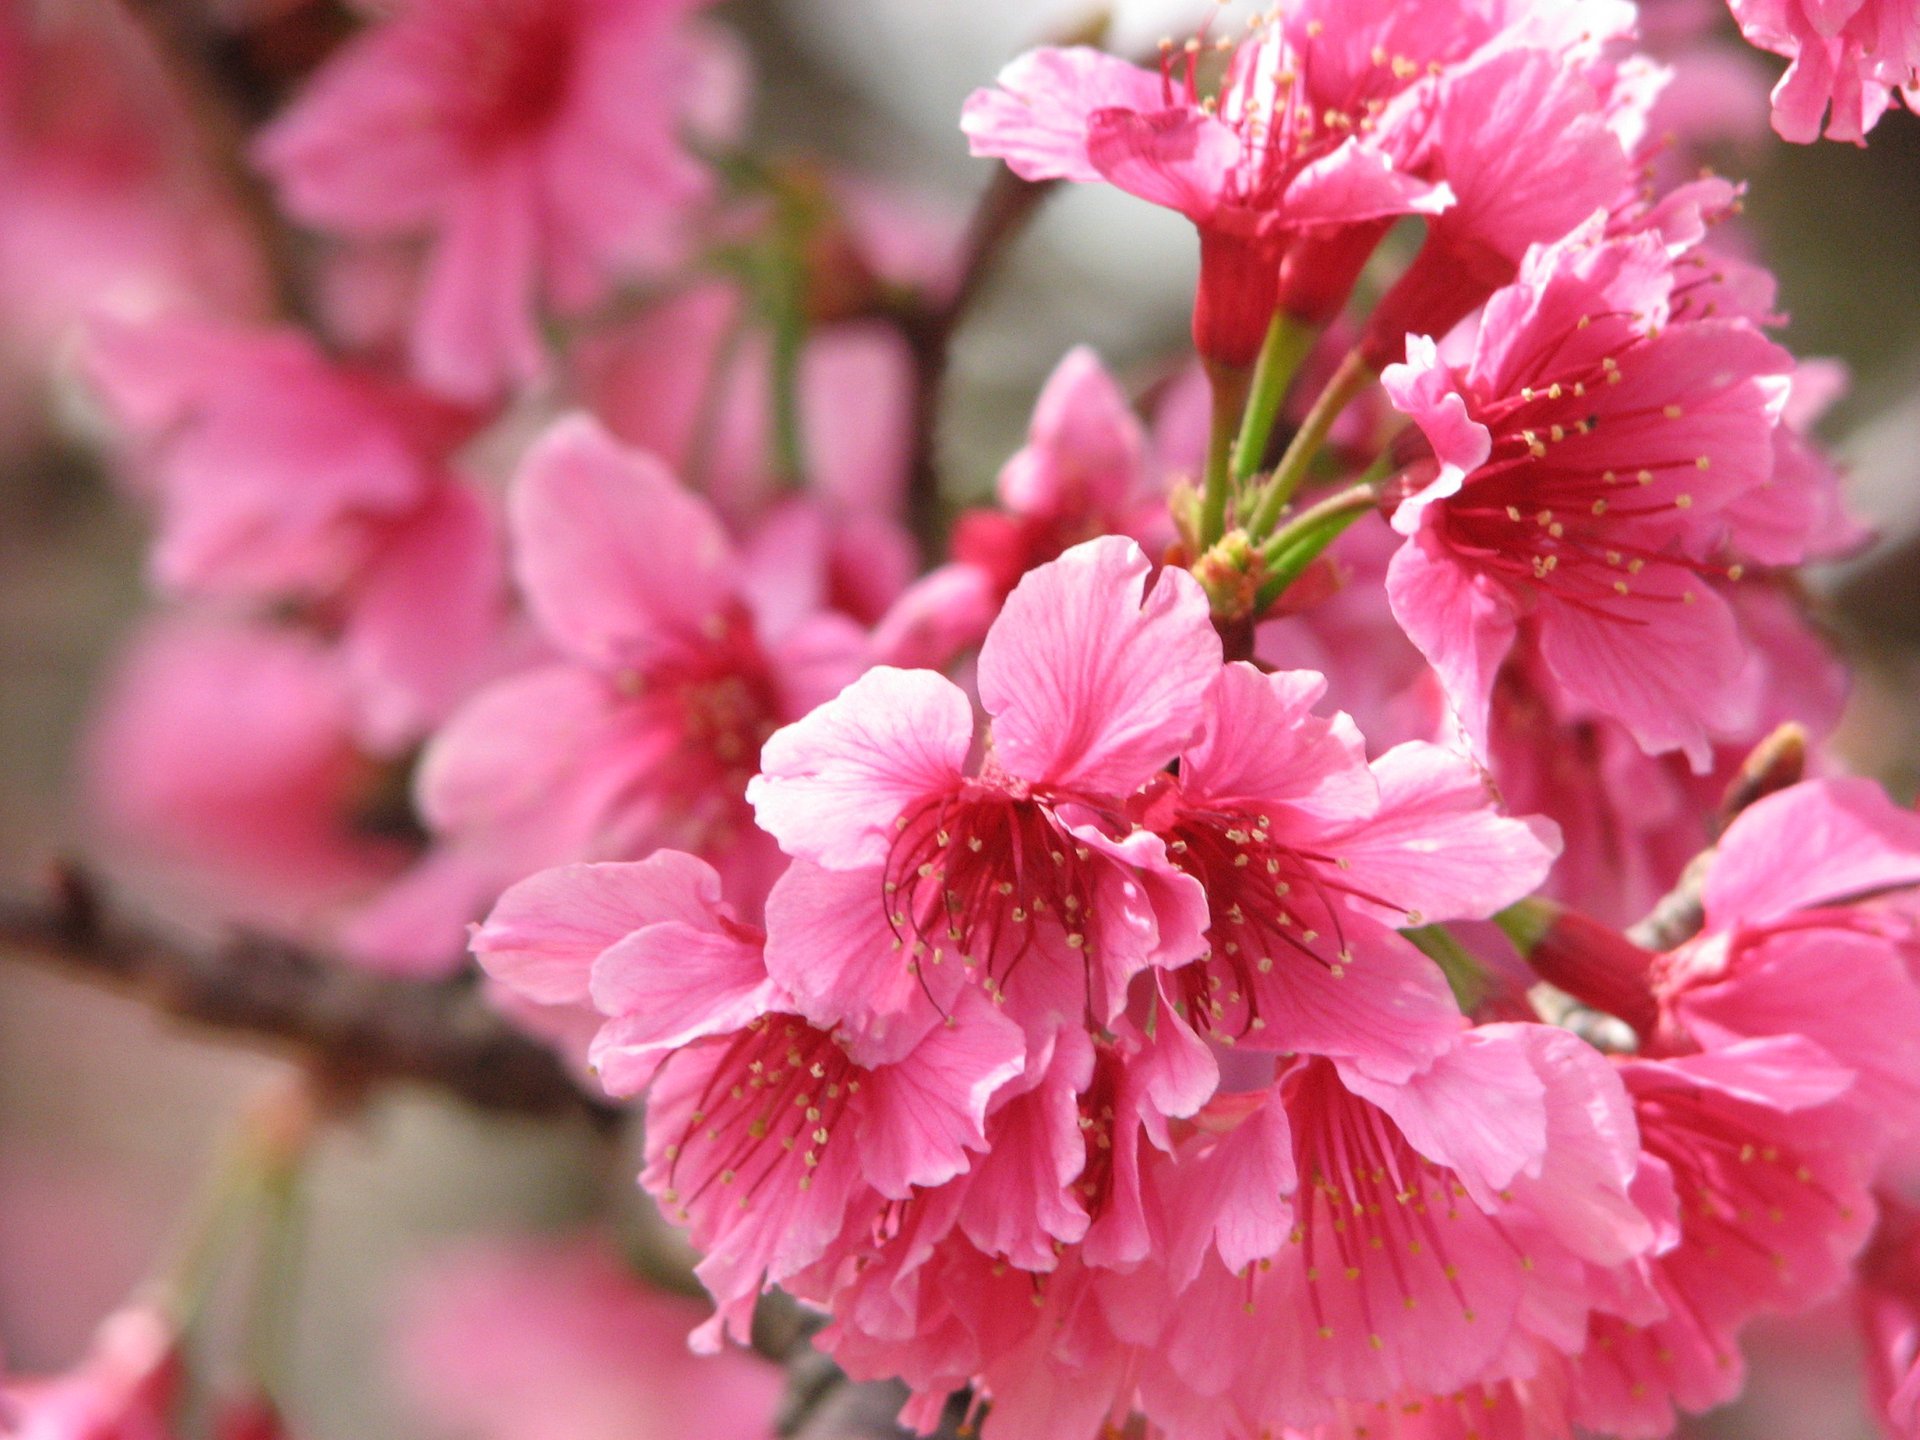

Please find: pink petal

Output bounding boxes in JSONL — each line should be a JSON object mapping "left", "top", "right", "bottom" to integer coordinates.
{"left": 1672, "top": 928, "right": 1920, "bottom": 1140}
{"left": 960, "top": 46, "right": 1168, "bottom": 184}
{"left": 978, "top": 537, "right": 1218, "bottom": 792}
{"left": 473, "top": 852, "right": 729, "bottom": 1008}
{"left": 960, "top": 1030, "right": 1096, "bottom": 1267}
{"left": 749, "top": 667, "right": 974, "bottom": 870}
{"left": 414, "top": 664, "right": 616, "bottom": 843}
{"left": 1337, "top": 1028, "right": 1548, "bottom": 1204}
{"left": 1283, "top": 140, "right": 1454, "bottom": 225}
{"left": 343, "top": 850, "right": 501, "bottom": 980}
{"left": 1168, "top": 1089, "right": 1297, "bottom": 1281}
{"left": 997, "top": 346, "right": 1146, "bottom": 520}
{"left": 589, "top": 917, "right": 778, "bottom": 1099}
{"left": 856, "top": 988, "right": 1025, "bottom": 1199}
{"left": 1384, "top": 525, "right": 1519, "bottom": 757}
{"left": 1534, "top": 574, "right": 1755, "bottom": 773}
{"left": 1491, "top": 1022, "right": 1652, "bottom": 1266}
{"left": 508, "top": 414, "right": 736, "bottom": 670}
{"left": 411, "top": 160, "right": 546, "bottom": 400}
{"left": 1082, "top": 107, "right": 1241, "bottom": 219}
{"left": 1381, "top": 334, "right": 1491, "bottom": 529}
{"left": 1178, "top": 664, "right": 1376, "bottom": 818}
{"left": 341, "top": 481, "right": 504, "bottom": 752}
{"left": 762, "top": 860, "right": 953, "bottom": 1059}
{"left": 1317, "top": 740, "right": 1560, "bottom": 925}
{"left": 1704, "top": 777, "right": 1920, "bottom": 927}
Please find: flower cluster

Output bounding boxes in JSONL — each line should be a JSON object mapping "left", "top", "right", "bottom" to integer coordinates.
{"left": 15, "top": 0, "right": 1920, "bottom": 1436}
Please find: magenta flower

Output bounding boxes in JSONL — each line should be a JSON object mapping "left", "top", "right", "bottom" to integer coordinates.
{"left": 474, "top": 851, "right": 1025, "bottom": 1351}
{"left": 1382, "top": 229, "right": 1795, "bottom": 768}
{"left": 1729, "top": 0, "right": 1920, "bottom": 141}
{"left": 1136, "top": 662, "right": 1557, "bottom": 1082}
{"left": 353, "top": 415, "right": 865, "bottom": 972}
{"left": 749, "top": 537, "right": 1218, "bottom": 1042}
{"left": 255, "top": 0, "right": 740, "bottom": 399}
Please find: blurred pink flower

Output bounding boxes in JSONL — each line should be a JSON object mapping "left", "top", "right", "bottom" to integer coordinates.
{"left": 83, "top": 616, "right": 407, "bottom": 940}
{"left": 256, "top": 0, "right": 744, "bottom": 399}
{"left": 393, "top": 1232, "right": 784, "bottom": 1440}
{"left": 86, "top": 315, "right": 506, "bottom": 750}
{"left": 874, "top": 346, "right": 1172, "bottom": 669}
{"left": 349, "top": 416, "right": 865, "bottom": 974}
{"left": 1729, "top": 0, "right": 1920, "bottom": 140}
{"left": 0, "top": 4, "right": 266, "bottom": 432}
{"left": 577, "top": 282, "right": 917, "bottom": 536}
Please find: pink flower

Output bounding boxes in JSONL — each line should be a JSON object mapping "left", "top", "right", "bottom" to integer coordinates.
{"left": 0, "top": 5, "right": 269, "bottom": 418}
{"left": 962, "top": 3, "right": 1501, "bottom": 361}
{"left": 1728, "top": 0, "right": 1920, "bottom": 141}
{"left": 86, "top": 315, "right": 504, "bottom": 750}
{"left": 577, "top": 281, "right": 918, "bottom": 542}
{"left": 1568, "top": 1040, "right": 1881, "bottom": 1435}
{"left": 255, "top": 0, "right": 743, "bottom": 399}
{"left": 1650, "top": 779, "right": 1920, "bottom": 1138}
{"left": 475, "top": 851, "right": 1026, "bottom": 1350}
{"left": 82, "top": 616, "right": 407, "bottom": 943}
{"left": 1145, "top": 1023, "right": 1651, "bottom": 1430}
{"left": 392, "top": 1231, "right": 784, "bottom": 1440}
{"left": 874, "top": 347, "right": 1171, "bottom": 669}
{"left": 749, "top": 537, "right": 1218, "bottom": 1042}
{"left": 1382, "top": 228, "right": 1795, "bottom": 768}
{"left": 1357, "top": 36, "right": 1640, "bottom": 366}
{"left": 1133, "top": 662, "right": 1556, "bottom": 1083}
{"left": 355, "top": 415, "right": 866, "bottom": 972}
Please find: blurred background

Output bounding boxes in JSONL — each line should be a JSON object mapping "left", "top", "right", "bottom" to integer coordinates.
{"left": 1, "top": 0, "right": 1916, "bottom": 1434}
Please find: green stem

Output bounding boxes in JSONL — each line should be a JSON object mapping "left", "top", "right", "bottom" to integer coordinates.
{"left": 1245, "top": 347, "right": 1375, "bottom": 540}
{"left": 160, "top": 1138, "right": 262, "bottom": 1332}
{"left": 1231, "top": 312, "right": 1316, "bottom": 484}
{"left": 1493, "top": 897, "right": 1559, "bottom": 957}
{"left": 1199, "top": 362, "right": 1252, "bottom": 549}
{"left": 1252, "top": 481, "right": 1378, "bottom": 610}
{"left": 1403, "top": 923, "right": 1490, "bottom": 1013}
{"left": 682, "top": 307, "right": 753, "bottom": 491}
{"left": 243, "top": 1160, "right": 307, "bottom": 1399}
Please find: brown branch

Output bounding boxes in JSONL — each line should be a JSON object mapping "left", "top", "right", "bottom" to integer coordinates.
{"left": 1625, "top": 722, "right": 1810, "bottom": 952}
{"left": 116, "top": 0, "right": 355, "bottom": 323}
{"left": 0, "top": 865, "right": 619, "bottom": 1129}
{"left": 892, "top": 166, "right": 1058, "bottom": 553}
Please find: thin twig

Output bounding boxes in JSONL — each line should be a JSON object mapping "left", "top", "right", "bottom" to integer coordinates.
{"left": 0, "top": 864, "right": 619, "bottom": 1129}
{"left": 116, "top": 0, "right": 352, "bottom": 322}
{"left": 890, "top": 166, "right": 1058, "bottom": 551}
